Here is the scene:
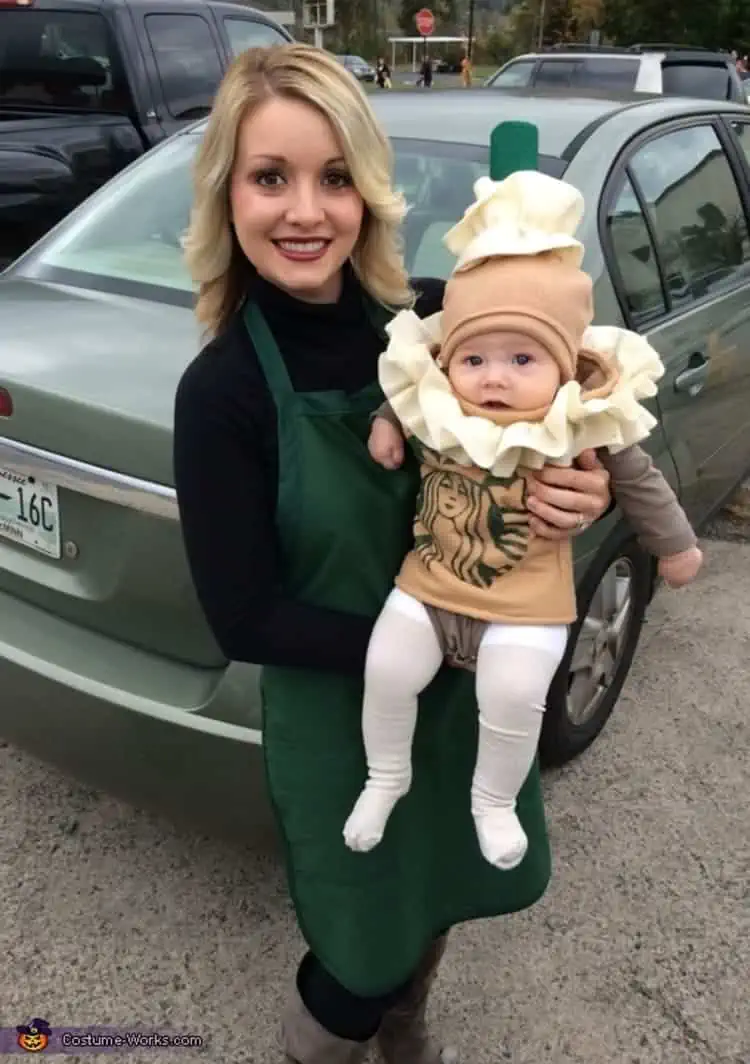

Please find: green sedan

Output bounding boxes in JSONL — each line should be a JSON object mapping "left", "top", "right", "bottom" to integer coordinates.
{"left": 1, "top": 89, "right": 749, "bottom": 841}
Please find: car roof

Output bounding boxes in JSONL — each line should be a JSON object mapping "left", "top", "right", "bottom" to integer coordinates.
{"left": 24, "top": 0, "right": 285, "bottom": 17}
{"left": 508, "top": 52, "right": 641, "bottom": 63}
{"left": 369, "top": 89, "right": 749, "bottom": 157}
{"left": 186, "top": 89, "right": 749, "bottom": 162}
{"left": 506, "top": 46, "right": 733, "bottom": 64}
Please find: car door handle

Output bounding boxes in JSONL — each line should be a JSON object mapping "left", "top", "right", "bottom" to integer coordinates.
{"left": 674, "top": 353, "right": 709, "bottom": 397}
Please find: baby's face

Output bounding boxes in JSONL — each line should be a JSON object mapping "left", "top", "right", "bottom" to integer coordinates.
{"left": 447, "top": 331, "right": 561, "bottom": 412}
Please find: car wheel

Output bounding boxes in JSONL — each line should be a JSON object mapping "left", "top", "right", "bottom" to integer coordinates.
{"left": 539, "top": 536, "right": 653, "bottom": 768}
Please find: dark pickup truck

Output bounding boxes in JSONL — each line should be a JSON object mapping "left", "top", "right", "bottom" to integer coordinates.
{"left": 0, "top": 0, "right": 292, "bottom": 266}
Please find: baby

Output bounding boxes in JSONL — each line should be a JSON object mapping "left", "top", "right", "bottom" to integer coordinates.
{"left": 343, "top": 171, "right": 703, "bottom": 870}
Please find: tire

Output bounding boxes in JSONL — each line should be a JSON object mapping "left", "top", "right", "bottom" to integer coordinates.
{"left": 539, "top": 536, "right": 653, "bottom": 768}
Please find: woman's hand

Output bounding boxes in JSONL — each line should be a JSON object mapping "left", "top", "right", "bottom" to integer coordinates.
{"left": 526, "top": 449, "right": 611, "bottom": 540}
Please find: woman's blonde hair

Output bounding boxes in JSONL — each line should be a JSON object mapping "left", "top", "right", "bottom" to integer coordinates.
{"left": 184, "top": 43, "right": 413, "bottom": 335}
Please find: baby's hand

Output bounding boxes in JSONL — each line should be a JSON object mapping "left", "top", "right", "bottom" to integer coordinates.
{"left": 658, "top": 545, "right": 703, "bottom": 588}
{"left": 368, "top": 417, "right": 404, "bottom": 470}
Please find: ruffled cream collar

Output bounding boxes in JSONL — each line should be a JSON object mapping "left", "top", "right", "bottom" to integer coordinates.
{"left": 379, "top": 310, "right": 665, "bottom": 477}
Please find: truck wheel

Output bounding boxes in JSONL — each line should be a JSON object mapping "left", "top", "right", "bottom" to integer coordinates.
{"left": 539, "top": 537, "right": 653, "bottom": 768}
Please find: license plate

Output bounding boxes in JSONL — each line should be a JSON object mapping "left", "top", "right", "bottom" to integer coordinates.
{"left": 0, "top": 465, "right": 61, "bottom": 558}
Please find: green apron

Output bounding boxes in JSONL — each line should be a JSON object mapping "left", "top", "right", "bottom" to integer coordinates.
{"left": 245, "top": 299, "right": 551, "bottom": 997}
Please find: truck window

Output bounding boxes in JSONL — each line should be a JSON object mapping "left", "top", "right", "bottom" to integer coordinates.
{"left": 573, "top": 58, "right": 638, "bottom": 91}
{"left": 535, "top": 60, "right": 577, "bottom": 87}
{"left": 145, "top": 14, "right": 223, "bottom": 119}
{"left": 224, "top": 17, "right": 287, "bottom": 56}
{"left": 0, "top": 10, "right": 127, "bottom": 112}
{"left": 488, "top": 60, "right": 534, "bottom": 88}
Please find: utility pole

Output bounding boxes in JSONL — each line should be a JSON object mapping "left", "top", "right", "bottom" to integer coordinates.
{"left": 467, "top": 0, "right": 475, "bottom": 60}
{"left": 536, "top": 0, "right": 546, "bottom": 50}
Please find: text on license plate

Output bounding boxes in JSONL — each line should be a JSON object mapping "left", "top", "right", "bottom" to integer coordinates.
{"left": 0, "top": 465, "right": 61, "bottom": 558}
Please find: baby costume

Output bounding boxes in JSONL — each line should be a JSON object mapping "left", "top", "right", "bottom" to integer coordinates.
{"left": 343, "top": 171, "right": 697, "bottom": 869}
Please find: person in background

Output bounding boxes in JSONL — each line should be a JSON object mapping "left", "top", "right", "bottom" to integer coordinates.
{"left": 460, "top": 53, "right": 473, "bottom": 87}
{"left": 417, "top": 55, "right": 433, "bottom": 88}
{"left": 174, "top": 42, "right": 612, "bottom": 1064}
{"left": 376, "top": 56, "right": 392, "bottom": 89}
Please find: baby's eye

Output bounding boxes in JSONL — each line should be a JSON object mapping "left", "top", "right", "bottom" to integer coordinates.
{"left": 464, "top": 354, "right": 483, "bottom": 367}
{"left": 512, "top": 353, "right": 534, "bottom": 366}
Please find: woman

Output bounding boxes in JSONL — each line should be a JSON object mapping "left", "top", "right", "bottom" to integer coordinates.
{"left": 173, "top": 43, "right": 610, "bottom": 1064}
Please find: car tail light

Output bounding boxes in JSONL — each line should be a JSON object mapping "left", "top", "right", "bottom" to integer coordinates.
{"left": 0, "top": 0, "right": 34, "bottom": 7}
{"left": 0, "top": 388, "right": 13, "bottom": 417}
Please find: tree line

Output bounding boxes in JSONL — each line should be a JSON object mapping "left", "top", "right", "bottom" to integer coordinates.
{"left": 301, "top": 0, "right": 750, "bottom": 64}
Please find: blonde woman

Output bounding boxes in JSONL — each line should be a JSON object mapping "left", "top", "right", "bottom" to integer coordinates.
{"left": 173, "top": 43, "right": 611, "bottom": 1064}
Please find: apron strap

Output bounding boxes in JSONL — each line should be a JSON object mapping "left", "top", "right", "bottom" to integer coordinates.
{"left": 243, "top": 289, "right": 393, "bottom": 400}
{"left": 243, "top": 301, "right": 294, "bottom": 399}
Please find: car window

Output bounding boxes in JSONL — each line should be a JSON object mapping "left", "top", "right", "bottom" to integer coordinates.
{"left": 573, "top": 58, "right": 637, "bottom": 91}
{"left": 145, "top": 14, "right": 223, "bottom": 119}
{"left": 393, "top": 140, "right": 565, "bottom": 279}
{"left": 629, "top": 125, "right": 750, "bottom": 307}
{"left": 17, "top": 136, "right": 564, "bottom": 299}
{"left": 223, "top": 18, "right": 287, "bottom": 55}
{"left": 396, "top": 151, "right": 485, "bottom": 278}
{"left": 604, "top": 175, "right": 666, "bottom": 323}
{"left": 535, "top": 60, "right": 577, "bottom": 87}
{"left": 488, "top": 60, "right": 534, "bottom": 88}
{"left": 24, "top": 134, "right": 196, "bottom": 296}
{"left": 0, "top": 10, "right": 128, "bottom": 111}
{"left": 661, "top": 63, "right": 732, "bottom": 100}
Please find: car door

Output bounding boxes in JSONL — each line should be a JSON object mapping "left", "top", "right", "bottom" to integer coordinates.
{"left": 602, "top": 119, "right": 750, "bottom": 526}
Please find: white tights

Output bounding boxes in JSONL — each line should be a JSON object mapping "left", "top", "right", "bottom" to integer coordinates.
{"left": 343, "top": 588, "right": 568, "bottom": 869}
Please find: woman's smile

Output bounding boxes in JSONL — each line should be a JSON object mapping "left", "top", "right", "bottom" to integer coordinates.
{"left": 273, "top": 238, "right": 332, "bottom": 262}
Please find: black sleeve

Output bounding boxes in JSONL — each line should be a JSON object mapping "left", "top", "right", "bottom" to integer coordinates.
{"left": 412, "top": 277, "right": 446, "bottom": 319}
{"left": 173, "top": 354, "right": 375, "bottom": 675}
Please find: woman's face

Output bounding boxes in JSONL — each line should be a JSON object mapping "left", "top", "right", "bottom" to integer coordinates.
{"left": 436, "top": 473, "right": 469, "bottom": 519}
{"left": 230, "top": 96, "right": 365, "bottom": 303}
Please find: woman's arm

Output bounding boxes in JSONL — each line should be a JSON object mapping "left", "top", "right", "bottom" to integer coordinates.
{"left": 173, "top": 359, "right": 375, "bottom": 674}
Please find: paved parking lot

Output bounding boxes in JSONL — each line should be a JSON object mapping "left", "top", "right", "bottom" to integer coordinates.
{"left": 1, "top": 526, "right": 748, "bottom": 1063}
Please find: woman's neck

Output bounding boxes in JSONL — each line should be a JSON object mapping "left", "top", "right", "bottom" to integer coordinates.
{"left": 259, "top": 269, "right": 343, "bottom": 306}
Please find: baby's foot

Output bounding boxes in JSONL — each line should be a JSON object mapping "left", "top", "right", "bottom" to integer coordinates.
{"left": 473, "top": 807, "right": 528, "bottom": 870}
{"left": 343, "top": 783, "right": 409, "bottom": 852}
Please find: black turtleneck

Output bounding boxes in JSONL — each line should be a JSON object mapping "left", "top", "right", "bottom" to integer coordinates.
{"left": 173, "top": 269, "right": 445, "bottom": 674}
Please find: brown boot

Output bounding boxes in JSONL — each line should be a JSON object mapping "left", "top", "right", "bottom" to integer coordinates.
{"left": 376, "top": 935, "right": 458, "bottom": 1064}
{"left": 281, "top": 986, "right": 371, "bottom": 1063}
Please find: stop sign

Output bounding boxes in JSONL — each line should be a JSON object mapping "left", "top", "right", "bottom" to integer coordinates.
{"left": 415, "top": 7, "right": 435, "bottom": 35}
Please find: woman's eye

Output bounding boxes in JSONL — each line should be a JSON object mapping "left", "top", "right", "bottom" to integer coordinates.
{"left": 255, "top": 169, "right": 284, "bottom": 188}
{"left": 325, "top": 169, "right": 353, "bottom": 189}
